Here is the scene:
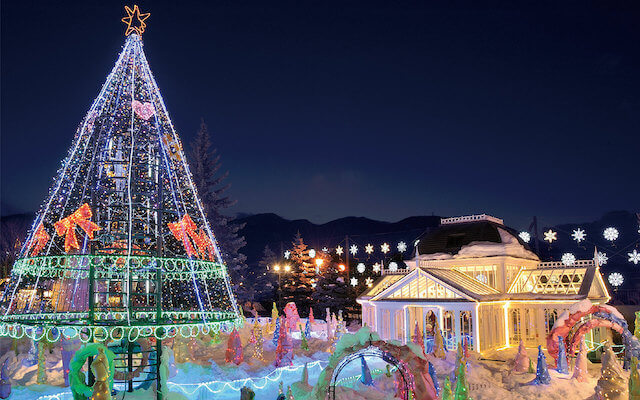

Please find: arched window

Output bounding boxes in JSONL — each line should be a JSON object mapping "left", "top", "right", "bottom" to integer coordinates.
{"left": 443, "top": 311, "right": 455, "bottom": 344}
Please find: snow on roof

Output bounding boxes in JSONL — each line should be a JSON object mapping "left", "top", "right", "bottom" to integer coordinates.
{"left": 416, "top": 228, "right": 538, "bottom": 261}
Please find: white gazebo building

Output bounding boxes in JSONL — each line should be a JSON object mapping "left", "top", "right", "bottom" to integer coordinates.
{"left": 357, "top": 214, "right": 610, "bottom": 353}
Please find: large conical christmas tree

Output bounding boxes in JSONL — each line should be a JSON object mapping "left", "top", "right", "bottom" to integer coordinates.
{"left": 0, "top": 5, "right": 241, "bottom": 395}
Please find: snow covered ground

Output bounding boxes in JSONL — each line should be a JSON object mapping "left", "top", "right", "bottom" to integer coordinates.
{"left": 0, "top": 325, "right": 628, "bottom": 400}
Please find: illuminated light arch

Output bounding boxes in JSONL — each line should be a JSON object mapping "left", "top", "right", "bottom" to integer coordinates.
{"left": 312, "top": 328, "right": 437, "bottom": 400}
{"left": 547, "top": 301, "right": 640, "bottom": 365}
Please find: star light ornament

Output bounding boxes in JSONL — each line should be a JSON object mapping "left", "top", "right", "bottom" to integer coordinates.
{"left": 121, "top": 5, "right": 151, "bottom": 36}
{"left": 518, "top": 232, "right": 531, "bottom": 243}
{"left": 350, "top": 277, "right": 358, "bottom": 287}
{"left": 381, "top": 243, "right": 390, "bottom": 254}
{"left": 571, "top": 228, "right": 586, "bottom": 243}
{"left": 543, "top": 230, "right": 557, "bottom": 243}
{"left": 596, "top": 252, "right": 608, "bottom": 265}
{"left": 335, "top": 246, "right": 344, "bottom": 256}
{"left": 608, "top": 272, "right": 624, "bottom": 287}
{"left": 365, "top": 244, "right": 374, "bottom": 254}
{"left": 372, "top": 263, "right": 381, "bottom": 273}
{"left": 284, "top": 250, "right": 291, "bottom": 259}
{"left": 365, "top": 277, "right": 373, "bottom": 287}
{"left": 357, "top": 263, "right": 366, "bottom": 273}
{"left": 349, "top": 244, "right": 358, "bottom": 256}
{"left": 603, "top": 227, "right": 619, "bottom": 242}
{"left": 561, "top": 253, "right": 576, "bottom": 266}
{"left": 397, "top": 241, "right": 407, "bottom": 253}
{"left": 628, "top": 250, "right": 640, "bottom": 265}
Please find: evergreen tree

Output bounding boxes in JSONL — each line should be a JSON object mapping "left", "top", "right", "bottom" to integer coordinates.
{"left": 513, "top": 340, "right": 530, "bottom": 372}
{"left": 354, "top": 355, "right": 371, "bottom": 386}
{"left": 557, "top": 336, "right": 569, "bottom": 374}
{"left": 441, "top": 376, "right": 453, "bottom": 400}
{"left": 630, "top": 357, "right": 640, "bottom": 400}
{"left": 432, "top": 321, "right": 446, "bottom": 359}
{"left": 190, "top": 119, "right": 247, "bottom": 296}
{"left": 453, "top": 359, "right": 471, "bottom": 400}
{"left": 282, "top": 232, "right": 315, "bottom": 309}
{"left": 572, "top": 337, "right": 589, "bottom": 382}
{"left": 311, "top": 263, "right": 355, "bottom": 318}
{"left": 595, "top": 344, "right": 626, "bottom": 400}
{"left": 225, "top": 328, "right": 244, "bottom": 365}
{"left": 428, "top": 361, "right": 440, "bottom": 395}
{"left": 531, "top": 345, "right": 551, "bottom": 385}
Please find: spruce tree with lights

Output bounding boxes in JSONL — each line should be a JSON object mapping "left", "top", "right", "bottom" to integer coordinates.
{"left": 225, "top": 328, "right": 244, "bottom": 365}
{"left": 572, "top": 337, "right": 589, "bottom": 382}
{"left": 300, "top": 326, "right": 309, "bottom": 351}
{"left": 453, "top": 360, "right": 471, "bottom": 400}
{"left": 432, "top": 321, "right": 446, "bottom": 359}
{"left": 595, "top": 344, "right": 626, "bottom": 400}
{"left": 531, "top": 345, "right": 551, "bottom": 385}
{"left": 428, "top": 361, "right": 440, "bottom": 395}
{"left": 273, "top": 316, "right": 281, "bottom": 347}
{"left": 557, "top": 336, "right": 569, "bottom": 374}
{"left": 283, "top": 232, "right": 314, "bottom": 309}
{"left": 630, "top": 357, "right": 640, "bottom": 400}
{"left": 0, "top": 7, "right": 241, "bottom": 397}
{"left": 441, "top": 376, "right": 453, "bottom": 400}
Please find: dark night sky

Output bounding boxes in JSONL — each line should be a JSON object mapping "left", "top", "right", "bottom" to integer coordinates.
{"left": 1, "top": 1, "right": 638, "bottom": 230}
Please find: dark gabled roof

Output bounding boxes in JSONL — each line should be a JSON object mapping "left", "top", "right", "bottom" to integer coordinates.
{"left": 415, "top": 220, "right": 531, "bottom": 256}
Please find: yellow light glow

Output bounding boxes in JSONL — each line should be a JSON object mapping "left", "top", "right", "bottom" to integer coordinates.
{"left": 121, "top": 5, "right": 151, "bottom": 36}
{"left": 338, "top": 264, "right": 346, "bottom": 272}
{"left": 284, "top": 265, "right": 291, "bottom": 272}
{"left": 315, "top": 258, "right": 324, "bottom": 267}
{"left": 273, "top": 265, "right": 280, "bottom": 271}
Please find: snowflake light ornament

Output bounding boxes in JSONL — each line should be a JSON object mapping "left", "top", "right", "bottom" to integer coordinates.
{"left": 543, "top": 230, "right": 557, "bottom": 243}
{"left": 397, "top": 241, "right": 407, "bottom": 253}
{"left": 308, "top": 249, "right": 316, "bottom": 258}
{"left": 603, "top": 227, "right": 619, "bottom": 241}
{"left": 372, "top": 263, "right": 381, "bottom": 273}
{"left": 350, "top": 277, "right": 358, "bottom": 287}
{"left": 381, "top": 243, "right": 390, "bottom": 254}
{"left": 608, "top": 272, "right": 624, "bottom": 287}
{"left": 388, "top": 262, "right": 398, "bottom": 272}
{"left": 349, "top": 244, "right": 358, "bottom": 256}
{"left": 561, "top": 253, "right": 576, "bottom": 266}
{"left": 357, "top": 263, "right": 366, "bottom": 273}
{"left": 518, "top": 232, "right": 531, "bottom": 243}
{"left": 322, "top": 247, "right": 328, "bottom": 253}
{"left": 596, "top": 251, "right": 608, "bottom": 265}
{"left": 284, "top": 250, "right": 291, "bottom": 259}
{"left": 365, "top": 277, "right": 373, "bottom": 287}
{"left": 365, "top": 244, "right": 374, "bottom": 254}
{"left": 571, "top": 228, "right": 586, "bottom": 243}
{"left": 336, "top": 246, "right": 344, "bottom": 256}
{"left": 628, "top": 249, "right": 640, "bottom": 265}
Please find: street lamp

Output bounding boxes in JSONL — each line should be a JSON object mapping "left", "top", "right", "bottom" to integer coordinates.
{"left": 270, "top": 263, "right": 290, "bottom": 309}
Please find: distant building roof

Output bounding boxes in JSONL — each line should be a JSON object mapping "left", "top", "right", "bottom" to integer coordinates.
{"left": 414, "top": 217, "right": 536, "bottom": 260}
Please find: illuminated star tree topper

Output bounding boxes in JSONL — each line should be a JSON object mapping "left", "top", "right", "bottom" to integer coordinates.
{"left": 121, "top": 5, "right": 151, "bottom": 36}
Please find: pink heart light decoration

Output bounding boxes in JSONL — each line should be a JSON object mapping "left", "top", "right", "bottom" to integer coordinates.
{"left": 132, "top": 100, "right": 156, "bottom": 120}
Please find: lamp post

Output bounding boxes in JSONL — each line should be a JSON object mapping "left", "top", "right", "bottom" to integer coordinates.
{"left": 270, "top": 263, "right": 290, "bottom": 309}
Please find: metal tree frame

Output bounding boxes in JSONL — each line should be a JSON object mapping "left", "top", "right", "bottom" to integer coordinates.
{"left": 0, "top": 19, "right": 241, "bottom": 400}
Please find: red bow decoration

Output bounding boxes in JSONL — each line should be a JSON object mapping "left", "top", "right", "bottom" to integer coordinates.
{"left": 168, "top": 214, "right": 200, "bottom": 257}
{"left": 54, "top": 204, "right": 101, "bottom": 253}
{"left": 28, "top": 224, "right": 50, "bottom": 256}
{"left": 195, "top": 230, "right": 215, "bottom": 261}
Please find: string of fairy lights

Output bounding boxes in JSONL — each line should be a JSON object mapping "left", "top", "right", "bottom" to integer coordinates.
{"left": 274, "top": 217, "right": 640, "bottom": 290}
{"left": 518, "top": 220, "right": 640, "bottom": 289}
{"left": 0, "top": 24, "right": 242, "bottom": 341}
